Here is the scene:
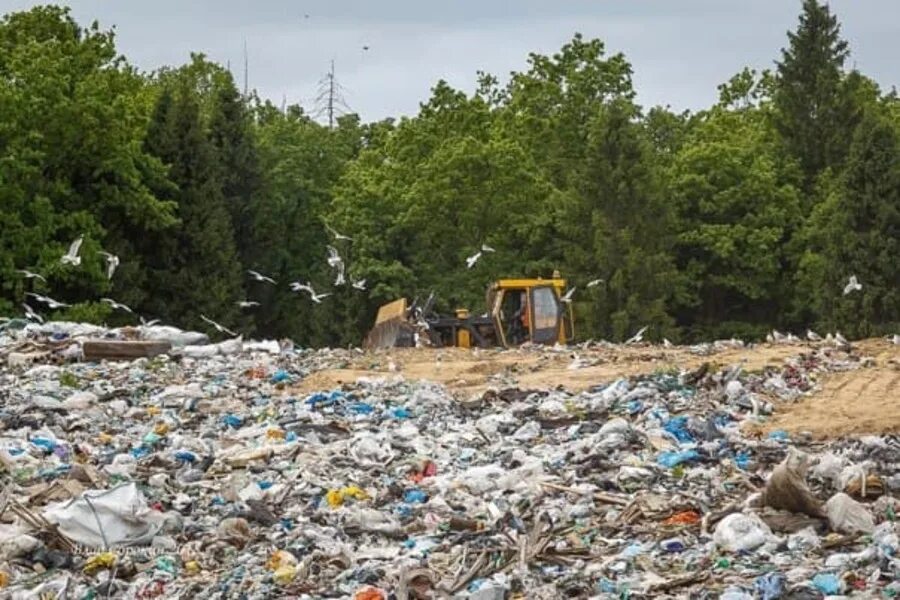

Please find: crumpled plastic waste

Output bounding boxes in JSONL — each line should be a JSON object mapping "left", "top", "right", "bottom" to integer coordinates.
{"left": 0, "top": 319, "right": 895, "bottom": 598}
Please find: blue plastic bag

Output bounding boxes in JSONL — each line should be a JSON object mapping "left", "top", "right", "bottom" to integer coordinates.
{"left": 403, "top": 489, "right": 428, "bottom": 503}
{"left": 657, "top": 449, "right": 699, "bottom": 468}
{"left": 812, "top": 573, "right": 840, "bottom": 595}
{"left": 663, "top": 416, "right": 693, "bottom": 443}
{"left": 755, "top": 572, "right": 786, "bottom": 600}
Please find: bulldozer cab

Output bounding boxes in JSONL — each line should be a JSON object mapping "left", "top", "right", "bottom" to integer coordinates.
{"left": 488, "top": 277, "right": 574, "bottom": 347}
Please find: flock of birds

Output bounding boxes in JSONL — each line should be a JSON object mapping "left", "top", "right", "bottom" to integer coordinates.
{"left": 13, "top": 224, "right": 368, "bottom": 336}
{"left": 11, "top": 229, "right": 897, "bottom": 347}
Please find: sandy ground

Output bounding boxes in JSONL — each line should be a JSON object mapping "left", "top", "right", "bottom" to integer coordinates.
{"left": 295, "top": 339, "right": 899, "bottom": 439}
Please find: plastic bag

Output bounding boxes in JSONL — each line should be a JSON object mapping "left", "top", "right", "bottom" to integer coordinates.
{"left": 824, "top": 492, "right": 875, "bottom": 534}
{"left": 713, "top": 513, "right": 773, "bottom": 552}
{"left": 43, "top": 483, "right": 166, "bottom": 548}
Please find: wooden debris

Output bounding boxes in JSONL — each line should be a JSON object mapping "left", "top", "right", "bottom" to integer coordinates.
{"left": 82, "top": 340, "right": 171, "bottom": 361}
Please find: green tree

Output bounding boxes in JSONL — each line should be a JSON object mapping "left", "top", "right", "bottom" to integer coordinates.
{"left": 796, "top": 105, "right": 900, "bottom": 336}
{"left": 669, "top": 92, "right": 802, "bottom": 340}
{"left": 558, "top": 99, "right": 678, "bottom": 341}
{"left": 141, "top": 79, "right": 242, "bottom": 331}
{"left": 0, "top": 6, "right": 174, "bottom": 318}
{"left": 773, "top": 0, "right": 856, "bottom": 190}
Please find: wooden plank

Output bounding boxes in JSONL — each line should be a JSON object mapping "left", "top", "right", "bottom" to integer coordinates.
{"left": 82, "top": 340, "right": 171, "bottom": 361}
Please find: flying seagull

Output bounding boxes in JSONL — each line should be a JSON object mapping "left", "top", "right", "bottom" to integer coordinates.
{"left": 586, "top": 278, "right": 604, "bottom": 288}
{"left": 625, "top": 326, "right": 648, "bottom": 345}
{"left": 481, "top": 244, "right": 496, "bottom": 253}
{"left": 326, "top": 245, "right": 346, "bottom": 285}
{"left": 289, "top": 281, "right": 331, "bottom": 303}
{"left": 561, "top": 287, "right": 576, "bottom": 303}
{"left": 351, "top": 278, "right": 367, "bottom": 291}
{"left": 101, "top": 298, "right": 133, "bottom": 313}
{"left": 22, "top": 303, "right": 44, "bottom": 323}
{"left": 16, "top": 269, "right": 47, "bottom": 283}
{"left": 289, "top": 281, "right": 314, "bottom": 294}
{"left": 236, "top": 301, "right": 260, "bottom": 308}
{"left": 140, "top": 316, "right": 160, "bottom": 327}
{"left": 362, "top": 45, "right": 370, "bottom": 51}
{"left": 99, "top": 252, "right": 119, "bottom": 280}
{"left": 325, "top": 224, "right": 353, "bottom": 242}
{"left": 200, "top": 314, "right": 237, "bottom": 337}
{"left": 465, "top": 251, "right": 483, "bottom": 269}
{"left": 248, "top": 270, "right": 277, "bottom": 285}
{"left": 843, "top": 275, "right": 862, "bottom": 295}
{"left": 25, "top": 293, "right": 69, "bottom": 310}
{"left": 60, "top": 236, "right": 83, "bottom": 266}
{"left": 806, "top": 329, "right": 822, "bottom": 342}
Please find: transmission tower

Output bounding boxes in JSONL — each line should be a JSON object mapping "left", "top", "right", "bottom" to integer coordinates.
{"left": 311, "top": 60, "right": 351, "bottom": 128}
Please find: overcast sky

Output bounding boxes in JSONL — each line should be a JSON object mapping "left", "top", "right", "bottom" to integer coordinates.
{"left": 5, "top": 1, "right": 899, "bottom": 122}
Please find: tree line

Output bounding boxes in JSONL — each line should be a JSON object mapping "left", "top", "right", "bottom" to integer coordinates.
{"left": 0, "top": 2, "right": 897, "bottom": 346}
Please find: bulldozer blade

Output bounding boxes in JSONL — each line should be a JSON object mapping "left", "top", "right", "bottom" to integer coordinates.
{"left": 365, "top": 298, "right": 415, "bottom": 349}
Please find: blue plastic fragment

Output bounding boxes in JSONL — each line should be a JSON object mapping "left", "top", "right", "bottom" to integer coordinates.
{"left": 30, "top": 437, "right": 57, "bottom": 452}
{"left": 349, "top": 402, "right": 375, "bottom": 415}
{"left": 755, "top": 572, "right": 786, "bottom": 600}
{"left": 768, "top": 430, "right": 790, "bottom": 441}
{"left": 734, "top": 451, "right": 751, "bottom": 470}
{"left": 222, "top": 414, "right": 243, "bottom": 428}
{"left": 390, "top": 407, "right": 412, "bottom": 419}
{"left": 811, "top": 573, "right": 840, "bottom": 595}
{"left": 258, "top": 480, "right": 273, "bottom": 490}
{"left": 403, "top": 489, "right": 428, "bottom": 503}
{"left": 663, "top": 416, "right": 694, "bottom": 443}
{"left": 270, "top": 370, "right": 291, "bottom": 383}
{"left": 657, "top": 449, "right": 700, "bottom": 468}
{"left": 175, "top": 451, "right": 197, "bottom": 464}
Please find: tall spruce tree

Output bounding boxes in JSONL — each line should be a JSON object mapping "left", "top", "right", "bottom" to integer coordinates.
{"left": 773, "top": 0, "right": 855, "bottom": 191}
{"left": 142, "top": 80, "right": 242, "bottom": 332}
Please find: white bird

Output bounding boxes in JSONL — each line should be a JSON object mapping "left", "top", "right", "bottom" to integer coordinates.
{"left": 561, "top": 287, "right": 576, "bottom": 303}
{"left": 843, "top": 275, "right": 862, "bottom": 295}
{"left": 289, "top": 281, "right": 314, "bottom": 294}
{"left": 200, "top": 314, "right": 237, "bottom": 337}
{"left": 586, "top": 278, "right": 603, "bottom": 288}
{"left": 825, "top": 332, "right": 834, "bottom": 343}
{"left": 99, "top": 252, "right": 119, "bottom": 280}
{"left": 806, "top": 329, "right": 822, "bottom": 342}
{"left": 101, "top": 298, "right": 133, "bottom": 313}
{"left": 889, "top": 334, "right": 900, "bottom": 345}
{"left": 248, "top": 270, "right": 277, "bottom": 285}
{"left": 325, "top": 224, "right": 353, "bottom": 242}
{"left": 60, "top": 236, "right": 83, "bottom": 266}
{"left": 140, "top": 316, "right": 160, "bottom": 327}
{"left": 481, "top": 244, "right": 496, "bottom": 253}
{"left": 326, "top": 245, "right": 346, "bottom": 285}
{"left": 466, "top": 251, "right": 482, "bottom": 269}
{"left": 25, "top": 293, "right": 69, "bottom": 309}
{"left": 290, "top": 281, "right": 331, "bottom": 303}
{"left": 22, "top": 303, "right": 43, "bottom": 323}
{"left": 834, "top": 332, "right": 850, "bottom": 348}
{"left": 770, "top": 330, "right": 787, "bottom": 343}
{"left": 351, "top": 278, "right": 367, "bottom": 291}
{"left": 236, "top": 301, "right": 260, "bottom": 308}
{"left": 663, "top": 338, "right": 673, "bottom": 348}
{"left": 625, "top": 326, "right": 648, "bottom": 345}
{"left": 16, "top": 269, "right": 46, "bottom": 283}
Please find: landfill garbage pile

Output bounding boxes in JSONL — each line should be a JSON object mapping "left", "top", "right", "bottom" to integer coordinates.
{"left": 0, "top": 321, "right": 897, "bottom": 598}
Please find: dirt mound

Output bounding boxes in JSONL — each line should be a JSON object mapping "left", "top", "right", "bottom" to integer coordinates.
{"left": 292, "top": 339, "right": 900, "bottom": 439}
{"left": 764, "top": 340, "right": 900, "bottom": 439}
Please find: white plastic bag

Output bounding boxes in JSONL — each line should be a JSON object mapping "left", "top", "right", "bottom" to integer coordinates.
{"left": 713, "top": 513, "right": 773, "bottom": 552}
{"left": 825, "top": 492, "right": 875, "bottom": 534}
{"left": 43, "top": 483, "right": 166, "bottom": 548}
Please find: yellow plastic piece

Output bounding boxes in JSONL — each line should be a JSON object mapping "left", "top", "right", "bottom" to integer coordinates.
{"left": 153, "top": 421, "right": 169, "bottom": 436}
{"left": 274, "top": 565, "right": 297, "bottom": 585}
{"left": 83, "top": 552, "right": 117, "bottom": 575}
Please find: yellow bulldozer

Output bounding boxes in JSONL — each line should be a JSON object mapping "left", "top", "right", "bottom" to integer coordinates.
{"left": 366, "top": 272, "right": 575, "bottom": 349}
